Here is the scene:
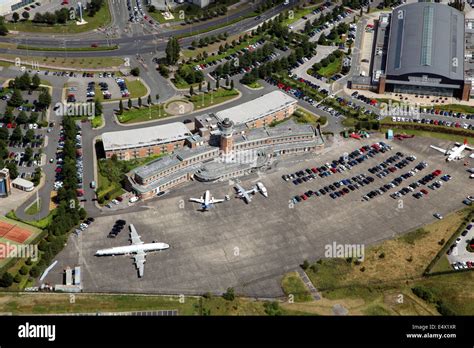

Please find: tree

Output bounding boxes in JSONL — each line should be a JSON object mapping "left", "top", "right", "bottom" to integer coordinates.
{"left": 230, "top": 79, "right": 234, "bottom": 90}
{"left": 147, "top": 95, "right": 152, "bottom": 105}
{"left": 118, "top": 99, "right": 123, "bottom": 115}
{"left": 29, "top": 266, "right": 40, "bottom": 278}
{"left": 31, "top": 73, "right": 40, "bottom": 89}
{"left": 94, "top": 99, "right": 103, "bottom": 116}
{"left": 148, "top": 4, "right": 156, "bottom": 12}
{"left": 137, "top": 97, "right": 142, "bottom": 108}
{"left": 6, "top": 161, "right": 18, "bottom": 179}
{"left": 0, "top": 272, "right": 13, "bottom": 287}
{"left": 130, "top": 67, "right": 140, "bottom": 76}
{"left": 19, "top": 266, "right": 29, "bottom": 275}
{"left": 155, "top": 94, "right": 160, "bottom": 102}
{"left": 0, "top": 17, "right": 8, "bottom": 36}
{"left": 128, "top": 98, "right": 132, "bottom": 109}
{"left": 37, "top": 89, "right": 51, "bottom": 110}
{"left": 165, "top": 37, "right": 180, "bottom": 65}
{"left": 10, "top": 126, "right": 22, "bottom": 142}
{"left": 8, "top": 89, "right": 23, "bottom": 107}
{"left": 189, "top": 85, "right": 194, "bottom": 96}
{"left": 24, "top": 129, "right": 35, "bottom": 143}
{"left": 216, "top": 78, "right": 220, "bottom": 89}
{"left": 16, "top": 110, "right": 28, "bottom": 125}
{"left": 24, "top": 147, "right": 33, "bottom": 161}
{"left": 222, "top": 287, "right": 235, "bottom": 301}
{"left": 12, "top": 12, "right": 19, "bottom": 23}
{"left": 208, "top": 81, "right": 211, "bottom": 92}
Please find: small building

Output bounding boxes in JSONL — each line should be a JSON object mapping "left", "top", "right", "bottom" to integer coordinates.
{"left": 387, "top": 129, "right": 394, "bottom": 140}
{"left": 11, "top": 177, "right": 34, "bottom": 192}
{"left": 0, "top": 168, "right": 12, "bottom": 197}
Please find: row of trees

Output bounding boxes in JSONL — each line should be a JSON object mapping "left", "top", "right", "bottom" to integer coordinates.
{"left": 190, "top": 32, "right": 228, "bottom": 49}
{"left": 7, "top": 87, "right": 51, "bottom": 112}
{"left": 0, "top": 16, "right": 8, "bottom": 36}
{"left": 9, "top": 72, "right": 41, "bottom": 91}
{"left": 32, "top": 8, "right": 71, "bottom": 25}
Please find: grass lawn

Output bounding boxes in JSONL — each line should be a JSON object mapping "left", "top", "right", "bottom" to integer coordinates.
{"left": 190, "top": 88, "right": 239, "bottom": 110}
{"left": 317, "top": 57, "right": 342, "bottom": 78}
{"left": 246, "top": 81, "right": 262, "bottom": 89}
{"left": 429, "top": 255, "right": 452, "bottom": 273}
{"left": 294, "top": 208, "right": 472, "bottom": 315}
{"left": 6, "top": 2, "right": 111, "bottom": 34}
{"left": 17, "top": 44, "right": 118, "bottom": 52}
{"left": 281, "top": 272, "right": 313, "bottom": 302}
{"left": 293, "top": 108, "right": 322, "bottom": 125}
{"left": 0, "top": 54, "right": 124, "bottom": 70}
{"left": 91, "top": 115, "right": 103, "bottom": 128}
{"left": 380, "top": 123, "right": 474, "bottom": 143}
{"left": 3, "top": 211, "right": 51, "bottom": 231}
{"left": 25, "top": 199, "right": 41, "bottom": 216}
{"left": 117, "top": 104, "right": 172, "bottom": 124}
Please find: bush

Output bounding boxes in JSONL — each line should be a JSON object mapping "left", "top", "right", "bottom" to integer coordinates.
{"left": 411, "top": 286, "right": 436, "bottom": 303}
{"left": 301, "top": 260, "right": 310, "bottom": 270}
{"left": 379, "top": 252, "right": 385, "bottom": 259}
{"left": 222, "top": 287, "right": 235, "bottom": 301}
{"left": 0, "top": 272, "right": 14, "bottom": 287}
{"left": 14, "top": 274, "right": 22, "bottom": 283}
{"left": 19, "top": 266, "right": 29, "bottom": 275}
{"left": 29, "top": 266, "right": 40, "bottom": 278}
{"left": 130, "top": 67, "right": 140, "bottom": 76}
{"left": 263, "top": 301, "right": 282, "bottom": 316}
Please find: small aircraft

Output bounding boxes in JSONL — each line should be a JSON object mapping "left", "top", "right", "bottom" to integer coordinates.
{"left": 430, "top": 139, "right": 474, "bottom": 162}
{"left": 95, "top": 224, "right": 169, "bottom": 278}
{"left": 235, "top": 182, "right": 268, "bottom": 203}
{"left": 234, "top": 183, "right": 256, "bottom": 204}
{"left": 189, "top": 190, "right": 225, "bottom": 211}
{"left": 256, "top": 182, "right": 268, "bottom": 198}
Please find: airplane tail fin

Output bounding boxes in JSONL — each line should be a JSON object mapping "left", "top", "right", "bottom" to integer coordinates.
{"left": 464, "top": 138, "right": 468, "bottom": 145}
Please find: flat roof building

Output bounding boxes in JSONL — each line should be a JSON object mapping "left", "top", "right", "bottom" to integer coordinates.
{"left": 11, "top": 177, "right": 34, "bottom": 192}
{"left": 102, "top": 122, "right": 192, "bottom": 160}
{"left": 377, "top": 3, "right": 471, "bottom": 100}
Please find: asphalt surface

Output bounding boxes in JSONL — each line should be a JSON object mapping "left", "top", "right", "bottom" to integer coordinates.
{"left": 42, "top": 136, "right": 474, "bottom": 296}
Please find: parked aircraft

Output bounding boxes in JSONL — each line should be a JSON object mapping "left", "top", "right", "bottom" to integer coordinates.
{"left": 234, "top": 183, "right": 256, "bottom": 203}
{"left": 189, "top": 190, "right": 225, "bottom": 211}
{"left": 430, "top": 139, "right": 474, "bottom": 161}
{"left": 95, "top": 224, "right": 169, "bottom": 278}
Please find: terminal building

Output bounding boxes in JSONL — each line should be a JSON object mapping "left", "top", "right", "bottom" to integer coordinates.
{"left": 101, "top": 122, "right": 192, "bottom": 160}
{"left": 352, "top": 2, "right": 472, "bottom": 100}
{"left": 121, "top": 92, "right": 324, "bottom": 199}
{"left": 0, "top": 0, "right": 34, "bottom": 16}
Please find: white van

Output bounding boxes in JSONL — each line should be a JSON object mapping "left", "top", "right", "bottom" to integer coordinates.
{"left": 129, "top": 196, "right": 139, "bottom": 203}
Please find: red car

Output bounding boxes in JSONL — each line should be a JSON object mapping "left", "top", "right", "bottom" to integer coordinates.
{"left": 55, "top": 167, "right": 62, "bottom": 173}
{"left": 433, "top": 169, "right": 442, "bottom": 176}
{"left": 311, "top": 167, "right": 318, "bottom": 173}
{"left": 301, "top": 194, "right": 308, "bottom": 200}
{"left": 91, "top": 43, "right": 98, "bottom": 48}
{"left": 421, "top": 189, "right": 428, "bottom": 195}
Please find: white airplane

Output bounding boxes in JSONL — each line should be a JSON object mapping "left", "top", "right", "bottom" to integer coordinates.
{"left": 189, "top": 190, "right": 225, "bottom": 211}
{"left": 430, "top": 139, "right": 474, "bottom": 162}
{"left": 95, "top": 224, "right": 169, "bottom": 278}
{"left": 235, "top": 183, "right": 257, "bottom": 203}
{"left": 256, "top": 182, "right": 268, "bottom": 198}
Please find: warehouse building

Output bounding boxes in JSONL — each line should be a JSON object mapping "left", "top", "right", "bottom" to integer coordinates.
{"left": 101, "top": 122, "right": 192, "bottom": 160}
{"left": 353, "top": 2, "right": 472, "bottom": 100}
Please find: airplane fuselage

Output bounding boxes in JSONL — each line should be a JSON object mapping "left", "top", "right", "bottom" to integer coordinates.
{"left": 96, "top": 243, "right": 169, "bottom": 256}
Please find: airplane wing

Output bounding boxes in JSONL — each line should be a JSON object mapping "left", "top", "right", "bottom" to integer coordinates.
{"left": 465, "top": 145, "right": 474, "bottom": 151}
{"left": 133, "top": 251, "right": 146, "bottom": 278}
{"left": 210, "top": 198, "right": 225, "bottom": 204}
{"left": 189, "top": 197, "right": 204, "bottom": 204}
{"left": 235, "top": 184, "right": 245, "bottom": 194}
{"left": 430, "top": 145, "right": 448, "bottom": 154}
{"left": 130, "top": 225, "right": 144, "bottom": 245}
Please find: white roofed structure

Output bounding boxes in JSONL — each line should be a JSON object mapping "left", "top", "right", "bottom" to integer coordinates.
{"left": 102, "top": 122, "right": 192, "bottom": 152}
{"left": 214, "top": 91, "right": 297, "bottom": 126}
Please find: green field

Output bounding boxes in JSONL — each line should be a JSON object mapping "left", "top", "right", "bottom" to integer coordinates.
{"left": 116, "top": 104, "right": 172, "bottom": 124}
{"left": 317, "top": 58, "right": 342, "bottom": 78}
{"left": 6, "top": 2, "right": 111, "bottom": 34}
{"left": 190, "top": 88, "right": 239, "bottom": 110}
{"left": 380, "top": 124, "right": 474, "bottom": 143}
{"left": 17, "top": 45, "right": 118, "bottom": 52}
{"left": 24, "top": 199, "right": 41, "bottom": 216}
{"left": 281, "top": 272, "right": 313, "bottom": 302}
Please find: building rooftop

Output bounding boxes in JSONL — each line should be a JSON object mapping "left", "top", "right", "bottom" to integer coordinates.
{"left": 102, "top": 122, "right": 192, "bottom": 152}
{"left": 385, "top": 2, "right": 465, "bottom": 82}
{"left": 11, "top": 177, "right": 34, "bottom": 189}
{"left": 133, "top": 155, "right": 181, "bottom": 179}
{"left": 214, "top": 91, "right": 297, "bottom": 125}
